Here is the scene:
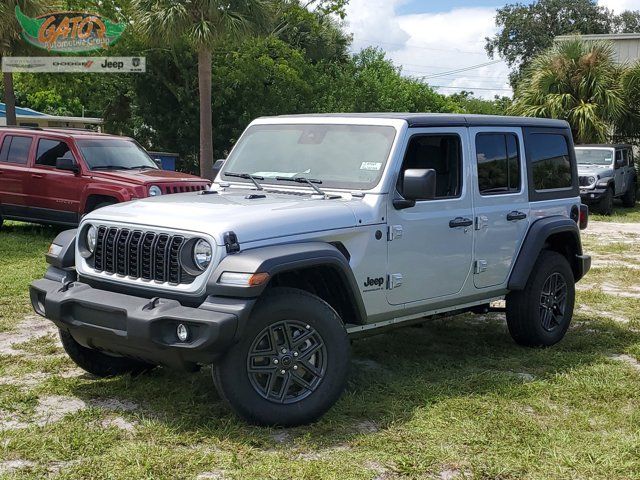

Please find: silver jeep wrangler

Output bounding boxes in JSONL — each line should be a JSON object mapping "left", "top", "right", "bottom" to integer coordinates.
{"left": 31, "top": 114, "right": 591, "bottom": 426}
{"left": 576, "top": 144, "right": 637, "bottom": 215}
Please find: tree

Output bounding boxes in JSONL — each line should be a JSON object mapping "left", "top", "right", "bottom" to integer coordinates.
{"left": 508, "top": 39, "right": 625, "bottom": 144}
{"left": 617, "top": 61, "right": 640, "bottom": 142}
{"left": 133, "top": 0, "right": 272, "bottom": 180}
{"left": 485, "top": 0, "right": 639, "bottom": 87}
{"left": 0, "top": 0, "right": 42, "bottom": 125}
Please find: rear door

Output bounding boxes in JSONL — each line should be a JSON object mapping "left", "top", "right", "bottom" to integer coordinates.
{"left": 0, "top": 134, "right": 34, "bottom": 220}
{"left": 26, "top": 136, "right": 83, "bottom": 225}
{"left": 470, "top": 127, "right": 530, "bottom": 289}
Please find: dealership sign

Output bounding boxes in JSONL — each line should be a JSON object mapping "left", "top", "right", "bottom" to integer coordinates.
{"left": 15, "top": 6, "right": 126, "bottom": 52}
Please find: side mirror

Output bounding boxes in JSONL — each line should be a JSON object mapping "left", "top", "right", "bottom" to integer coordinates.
{"left": 394, "top": 169, "right": 437, "bottom": 210}
{"left": 212, "top": 158, "right": 225, "bottom": 179}
{"left": 56, "top": 157, "right": 79, "bottom": 174}
{"left": 153, "top": 158, "right": 163, "bottom": 169}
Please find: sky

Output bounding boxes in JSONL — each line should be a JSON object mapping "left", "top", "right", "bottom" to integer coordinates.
{"left": 343, "top": 0, "right": 640, "bottom": 99}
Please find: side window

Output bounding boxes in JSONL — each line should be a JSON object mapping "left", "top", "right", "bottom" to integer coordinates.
{"left": 3, "top": 136, "right": 33, "bottom": 165}
{"left": 400, "top": 134, "right": 462, "bottom": 200}
{"left": 476, "top": 133, "right": 521, "bottom": 195}
{"left": 529, "top": 134, "right": 572, "bottom": 191}
{"left": 36, "top": 139, "right": 74, "bottom": 167}
{"left": 615, "top": 150, "right": 623, "bottom": 167}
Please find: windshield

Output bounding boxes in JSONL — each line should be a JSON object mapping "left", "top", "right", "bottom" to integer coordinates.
{"left": 221, "top": 124, "right": 397, "bottom": 190}
{"left": 575, "top": 148, "right": 614, "bottom": 165}
{"left": 77, "top": 139, "right": 158, "bottom": 170}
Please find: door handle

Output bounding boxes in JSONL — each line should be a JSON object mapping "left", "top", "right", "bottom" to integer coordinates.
{"left": 31, "top": 173, "right": 44, "bottom": 179}
{"left": 507, "top": 211, "right": 527, "bottom": 221}
{"left": 449, "top": 217, "right": 473, "bottom": 228}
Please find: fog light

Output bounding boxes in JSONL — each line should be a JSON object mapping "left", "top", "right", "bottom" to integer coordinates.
{"left": 177, "top": 323, "right": 189, "bottom": 342}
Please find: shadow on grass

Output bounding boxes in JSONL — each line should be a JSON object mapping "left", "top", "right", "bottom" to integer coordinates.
{"left": 65, "top": 312, "right": 639, "bottom": 447}
{"left": 590, "top": 202, "right": 640, "bottom": 222}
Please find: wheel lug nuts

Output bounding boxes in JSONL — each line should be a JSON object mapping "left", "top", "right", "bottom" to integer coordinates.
{"left": 293, "top": 352, "right": 298, "bottom": 357}
{"left": 305, "top": 325, "right": 310, "bottom": 330}
{"left": 293, "top": 365, "right": 298, "bottom": 370}
{"left": 280, "top": 369, "right": 286, "bottom": 375}
{"left": 281, "top": 348, "right": 287, "bottom": 354}
{"left": 273, "top": 359, "right": 279, "bottom": 364}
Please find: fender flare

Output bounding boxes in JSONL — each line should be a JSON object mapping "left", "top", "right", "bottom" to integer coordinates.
{"left": 206, "top": 242, "right": 367, "bottom": 324}
{"left": 595, "top": 176, "right": 614, "bottom": 190}
{"left": 45, "top": 228, "right": 77, "bottom": 269}
{"left": 80, "top": 185, "right": 134, "bottom": 213}
{"left": 508, "top": 216, "right": 585, "bottom": 291}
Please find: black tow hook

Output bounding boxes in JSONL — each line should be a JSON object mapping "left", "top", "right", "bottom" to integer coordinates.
{"left": 59, "top": 280, "right": 74, "bottom": 293}
{"left": 144, "top": 297, "right": 161, "bottom": 310}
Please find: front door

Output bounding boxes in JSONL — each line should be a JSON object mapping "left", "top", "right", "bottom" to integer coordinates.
{"left": 614, "top": 149, "right": 626, "bottom": 196}
{"left": 26, "top": 137, "right": 83, "bottom": 225}
{"left": 470, "top": 127, "right": 530, "bottom": 289}
{"left": 386, "top": 127, "right": 474, "bottom": 305}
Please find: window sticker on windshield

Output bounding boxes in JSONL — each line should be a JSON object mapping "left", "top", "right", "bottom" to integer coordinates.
{"left": 360, "top": 162, "right": 382, "bottom": 171}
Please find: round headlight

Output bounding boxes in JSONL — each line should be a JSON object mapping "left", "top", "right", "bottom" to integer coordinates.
{"left": 193, "top": 239, "right": 213, "bottom": 271}
{"left": 86, "top": 225, "right": 97, "bottom": 254}
{"left": 148, "top": 185, "right": 162, "bottom": 197}
{"left": 588, "top": 176, "right": 596, "bottom": 185}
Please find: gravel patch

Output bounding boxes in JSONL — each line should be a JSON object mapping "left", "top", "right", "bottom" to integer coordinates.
{"left": 610, "top": 354, "right": 640, "bottom": 372}
{"left": 101, "top": 416, "right": 137, "bottom": 432}
{"left": 0, "top": 459, "right": 36, "bottom": 474}
{"left": 0, "top": 316, "right": 59, "bottom": 356}
{"left": 196, "top": 471, "right": 226, "bottom": 480}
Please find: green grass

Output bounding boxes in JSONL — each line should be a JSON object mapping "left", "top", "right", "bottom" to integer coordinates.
{"left": 0, "top": 221, "right": 639, "bottom": 479}
{"left": 590, "top": 203, "right": 640, "bottom": 223}
{"left": 0, "top": 222, "right": 56, "bottom": 332}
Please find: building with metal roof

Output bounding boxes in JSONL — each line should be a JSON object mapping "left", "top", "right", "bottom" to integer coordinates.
{"left": 0, "top": 103, "right": 102, "bottom": 129}
{"left": 555, "top": 33, "right": 640, "bottom": 64}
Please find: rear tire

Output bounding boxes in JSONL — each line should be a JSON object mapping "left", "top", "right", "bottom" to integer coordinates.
{"left": 213, "top": 288, "right": 350, "bottom": 426}
{"left": 506, "top": 251, "right": 575, "bottom": 347}
{"left": 59, "top": 329, "right": 154, "bottom": 377}
{"left": 598, "top": 187, "right": 614, "bottom": 215}
{"left": 622, "top": 181, "right": 637, "bottom": 208}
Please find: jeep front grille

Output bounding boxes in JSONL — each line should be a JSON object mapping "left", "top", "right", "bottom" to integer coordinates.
{"left": 93, "top": 226, "right": 195, "bottom": 284}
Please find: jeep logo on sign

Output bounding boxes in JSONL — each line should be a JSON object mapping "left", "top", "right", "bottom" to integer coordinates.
{"left": 363, "top": 276, "right": 385, "bottom": 288}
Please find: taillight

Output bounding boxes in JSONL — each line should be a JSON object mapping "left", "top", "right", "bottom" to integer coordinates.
{"left": 579, "top": 204, "right": 589, "bottom": 230}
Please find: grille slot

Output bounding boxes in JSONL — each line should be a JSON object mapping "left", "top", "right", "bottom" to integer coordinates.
{"left": 93, "top": 227, "right": 193, "bottom": 284}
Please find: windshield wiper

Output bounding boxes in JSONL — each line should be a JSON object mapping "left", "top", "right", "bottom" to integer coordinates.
{"left": 224, "top": 172, "right": 264, "bottom": 190}
{"left": 275, "top": 176, "right": 329, "bottom": 197}
{"left": 91, "top": 165, "right": 128, "bottom": 170}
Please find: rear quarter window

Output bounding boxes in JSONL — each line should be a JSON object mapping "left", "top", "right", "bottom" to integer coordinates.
{"left": 529, "top": 134, "right": 572, "bottom": 191}
{"left": 0, "top": 135, "right": 32, "bottom": 165}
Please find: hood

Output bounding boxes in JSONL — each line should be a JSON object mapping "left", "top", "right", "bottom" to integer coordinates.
{"left": 84, "top": 188, "right": 361, "bottom": 245}
{"left": 88, "top": 168, "right": 208, "bottom": 186}
{"left": 577, "top": 164, "right": 613, "bottom": 178}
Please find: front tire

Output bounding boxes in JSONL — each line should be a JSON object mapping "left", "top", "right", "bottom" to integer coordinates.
{"left": 622, "top": 181, "right": 637, "bottom": 208}
{"left": 506, "top": 251, "right": 575, "bottom": 347}
{"left": 213, "top": 288, "right": 350, "bottom": 426}
{"left": 598, "top": 187, "right": 614, "bottom": 215}
{"left": 59, "top": 329, "right": 154, "bottom": 377}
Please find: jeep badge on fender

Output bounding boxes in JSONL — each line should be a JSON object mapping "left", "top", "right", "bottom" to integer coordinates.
{"left": 30, "top": 113, "right": 591, "bottom": 427}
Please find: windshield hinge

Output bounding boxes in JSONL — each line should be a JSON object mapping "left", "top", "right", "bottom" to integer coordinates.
{"left": 224, "top": 231, "right": 240, "bottom": 254}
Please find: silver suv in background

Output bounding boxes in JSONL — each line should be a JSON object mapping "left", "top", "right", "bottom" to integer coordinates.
{"left": 31, "top": 114, "right": 591, "bottom": 426}
{"left": 576, "top": 144, "right": 637, "bottom": 215}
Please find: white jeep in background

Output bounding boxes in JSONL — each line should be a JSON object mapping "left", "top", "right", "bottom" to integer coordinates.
{"left": 576, "top": 144, "right": 637, "bottom": 215}
{"left": 31, "top": 114, "right": 591, "bottom": 426}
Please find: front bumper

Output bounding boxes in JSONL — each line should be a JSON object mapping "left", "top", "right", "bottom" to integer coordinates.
{"left": 580, "top": 188, "right": 607, "bottom": 204}
{"left": 30, "top": 277, "right": 241, "bottom": 369}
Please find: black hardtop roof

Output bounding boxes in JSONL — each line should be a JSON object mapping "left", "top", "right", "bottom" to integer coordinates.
{"left": 576, "top": 143, "right": 632, "bottom": 149}
{"left": 270, "top": 113, "right": 570, "bottom": 129}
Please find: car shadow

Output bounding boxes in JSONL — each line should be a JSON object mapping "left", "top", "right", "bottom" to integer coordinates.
{"left": 66, "top": 312, "right": 639, "bottom": 448}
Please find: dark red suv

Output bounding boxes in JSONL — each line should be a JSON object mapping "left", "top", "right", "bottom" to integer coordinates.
{"left": 0, "top": 127, "right": 210, "bottom": 227}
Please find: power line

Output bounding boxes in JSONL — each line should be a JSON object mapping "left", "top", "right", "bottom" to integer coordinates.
{"left": 416, "top": 60, "right": 504, "bottom": 79}
{"left": 431, "top": 85, "right": 513, "bottom": 92}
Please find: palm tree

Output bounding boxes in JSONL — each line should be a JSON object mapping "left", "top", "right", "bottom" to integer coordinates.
{"left": 134, "top": 0, "right": 271, "bottom": 180}
{"left": 509, "top": 39, "right": 625, "bottom": 144}
{"left": 617, "top": 61, "right": 640, "bottom": 141}
{"left": 0, "top": 0, "right": 42, "bottom": 126}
